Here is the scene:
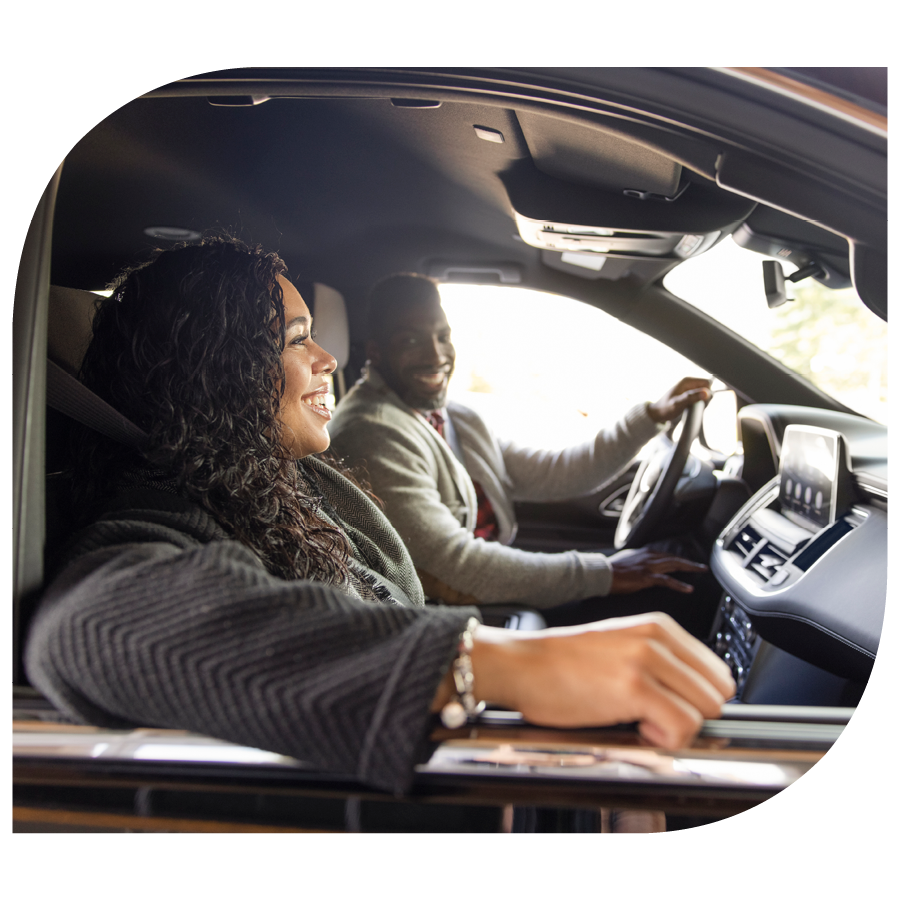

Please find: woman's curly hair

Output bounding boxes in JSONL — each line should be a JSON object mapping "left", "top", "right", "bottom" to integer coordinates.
{"left": 70, "top": 235, "right": 355, "bottom": 583}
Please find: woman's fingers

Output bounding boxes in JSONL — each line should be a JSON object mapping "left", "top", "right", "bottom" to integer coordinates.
{"left": 471, "top": 613, "right": 735, "bottom": 747}
{"left": 635, "top": 636, "right": 730, "bottom": 719}
{"left": 585, "top": 612, "right": 734, "bottom": 701}
{"left": 612, "top": 636, "right": 731, "bottom": 748}
{"left": 634, "top": 684, "right": 705, "bottom": 750}
{"left": 626, "top": 614, "right": 735, "bottom": 699}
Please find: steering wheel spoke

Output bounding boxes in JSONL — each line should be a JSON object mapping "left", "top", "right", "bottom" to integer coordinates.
{"left": 613, "top": 400, "right": 705, "bottom": 550}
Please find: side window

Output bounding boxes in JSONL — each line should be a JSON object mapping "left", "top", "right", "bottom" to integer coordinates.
{"left": 438, "top": 285, "right": 722, "bottom": 451}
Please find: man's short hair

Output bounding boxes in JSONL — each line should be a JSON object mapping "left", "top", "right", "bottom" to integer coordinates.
{"left": 366, "top": 273, "right": 442, "bottom": 343}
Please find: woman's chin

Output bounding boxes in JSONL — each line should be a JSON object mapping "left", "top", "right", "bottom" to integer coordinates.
{"left": 286, "top": 430, "right": 332, "bottom": 459}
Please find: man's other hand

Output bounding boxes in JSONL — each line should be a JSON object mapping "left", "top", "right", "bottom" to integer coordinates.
{"left": 647, "top": 377, "right": 712, "bottom": 424}
{"left": 609, "top": 547, "right": 708, "bottom": 594}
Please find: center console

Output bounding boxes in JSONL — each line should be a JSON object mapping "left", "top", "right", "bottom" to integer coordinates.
{"left": 709, "top": 425, "right": 884, "bottom": 690}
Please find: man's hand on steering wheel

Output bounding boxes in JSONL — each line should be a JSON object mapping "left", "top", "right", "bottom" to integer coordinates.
{"left": 608, "top": 547, "right": 709, "bottom": 595}
{"left": 647, "top": 377, "right": 712, "bottom": 425}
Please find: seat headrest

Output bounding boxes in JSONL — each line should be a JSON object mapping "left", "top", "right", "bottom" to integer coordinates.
{"left": 311, "top": 282, "right": 349, "bottom": 369}
{"left": 48, "top": 285, "right": 100, "bottom": 375}
{"left": 47, "top": 281, "right": 351, "bottom": 374}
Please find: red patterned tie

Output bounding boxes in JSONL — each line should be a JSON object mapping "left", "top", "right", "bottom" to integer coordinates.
{"left": 422, "top": 410, "right": 499, "bottom": 542}
{"left": 424, "top": 409, "right": 445, "bottom": 437}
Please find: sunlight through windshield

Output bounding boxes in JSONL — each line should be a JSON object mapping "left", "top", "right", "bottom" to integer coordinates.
{"left": 664, "top": 240, "right": 887, "bottom": 424}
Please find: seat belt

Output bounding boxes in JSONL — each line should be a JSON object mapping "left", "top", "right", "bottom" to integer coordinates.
{"left": 46, "top": 358, "right": 148, "bottom": 450}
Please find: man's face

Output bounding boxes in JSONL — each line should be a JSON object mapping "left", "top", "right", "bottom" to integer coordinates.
{"left": 368, "top": 300, "right": 456, "bottom": 410}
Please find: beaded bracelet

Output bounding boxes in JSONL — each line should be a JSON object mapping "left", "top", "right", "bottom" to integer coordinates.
{"left": 440, "top": 617, "right": 485, "bottom": 729}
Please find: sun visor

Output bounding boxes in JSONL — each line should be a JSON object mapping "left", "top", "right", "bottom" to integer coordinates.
{"left": 500, "top": 160, "right": 756, "bottom": 262}
{"left": 516, "top": 109, "right": 683, "bottom": 197}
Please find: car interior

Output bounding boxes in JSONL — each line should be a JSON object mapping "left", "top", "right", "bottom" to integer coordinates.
{"left": 12, "top": 67, "right": 887, "bottom": 832}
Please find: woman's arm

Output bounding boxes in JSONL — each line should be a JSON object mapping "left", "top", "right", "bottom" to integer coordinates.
{"left": 433, "top": 612, "right": 735, "bottom": 748}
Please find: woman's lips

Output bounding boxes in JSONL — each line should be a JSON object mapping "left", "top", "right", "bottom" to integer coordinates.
{"left": 302, "top": 387, "right": 332, "bottom": 420}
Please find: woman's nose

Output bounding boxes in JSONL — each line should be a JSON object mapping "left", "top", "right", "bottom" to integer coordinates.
{"left": 313, "top": 342, "right": 338, "bottom": 374}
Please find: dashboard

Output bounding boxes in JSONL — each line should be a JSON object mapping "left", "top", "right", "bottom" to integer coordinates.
{"left": 708, "top": 404, "right": 887, "bottom": 705}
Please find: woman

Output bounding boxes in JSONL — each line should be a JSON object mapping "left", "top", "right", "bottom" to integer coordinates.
{"left": 26, "top": 237, "right": 733, "bottom": 794}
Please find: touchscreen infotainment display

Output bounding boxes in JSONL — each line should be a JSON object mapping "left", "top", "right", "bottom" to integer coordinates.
{"left": 778, "top": 426, "right": 840, "bottom": 530}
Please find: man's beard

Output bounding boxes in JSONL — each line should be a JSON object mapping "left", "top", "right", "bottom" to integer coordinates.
{"left": 384, "top": 363, "right": 452, "bottom": 410}
{"left": 407, "top": 388, "right": 447, "bottom": 411}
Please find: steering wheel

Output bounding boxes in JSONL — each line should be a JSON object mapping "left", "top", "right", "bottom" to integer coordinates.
{"left": 613, "top": 400, "right": 705, "bottom": 550}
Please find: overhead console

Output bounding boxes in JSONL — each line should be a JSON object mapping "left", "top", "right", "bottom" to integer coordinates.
{"left": 501, "top": 159, "right": 756, "bottom": 271}
{"left": 711, "top": 423, "right": 885, "bottom": 681}
{"left": 499, "top": 110, "right": 757, "bottom": 277}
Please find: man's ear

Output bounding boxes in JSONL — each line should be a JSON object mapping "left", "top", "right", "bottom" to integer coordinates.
{"left": 365, "top": 340, "right": 381, "bottom": 366}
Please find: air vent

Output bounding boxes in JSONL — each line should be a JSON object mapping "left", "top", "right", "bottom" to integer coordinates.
{"left": 727, "top": 524, "right": 789, "bottom": 583}
{"left": 747, "top": 544, "right": 789, "bottom": 581}
{"left": 730, "top": 525, "right": 763, "bottom": 560}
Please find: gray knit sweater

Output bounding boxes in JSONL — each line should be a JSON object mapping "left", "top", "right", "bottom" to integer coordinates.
{"left": 330, "top": 369, "right": 663, "bottom": 606}
{"left": 25, "top": 458, "right": 477, "bottom": 793}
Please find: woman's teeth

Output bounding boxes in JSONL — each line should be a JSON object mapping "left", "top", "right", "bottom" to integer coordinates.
{"left": 303, "top": 393, "right": 332, "bottom": 418}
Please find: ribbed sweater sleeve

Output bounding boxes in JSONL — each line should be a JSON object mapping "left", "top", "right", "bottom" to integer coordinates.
{"left": 498, "top": 402, "right": 663, "bottom": 502}
{"left": 25, "top": 512, "right": 475, "bottom": 794}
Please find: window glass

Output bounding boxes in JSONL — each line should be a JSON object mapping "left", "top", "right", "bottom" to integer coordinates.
{"left": 438, "top": 285, "right": 710, "bottom": 451}
{"left": 664, "top": 240, "right": 887, "bottom": 424}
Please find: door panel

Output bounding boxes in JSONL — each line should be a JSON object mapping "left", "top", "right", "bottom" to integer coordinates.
{"left": 512, "top": 464, "right": 639, "bottom": 553}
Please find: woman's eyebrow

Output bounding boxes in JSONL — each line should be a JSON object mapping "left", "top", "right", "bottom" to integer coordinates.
{"left": 285, "top": 315, "right": 311, "bottom": 331}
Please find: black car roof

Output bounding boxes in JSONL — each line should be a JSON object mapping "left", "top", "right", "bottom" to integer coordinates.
{"left": 45, "top": 68, "right": 886, "bottom": 317}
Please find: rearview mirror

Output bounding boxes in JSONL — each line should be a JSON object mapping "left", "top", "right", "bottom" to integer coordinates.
{"left": 763, "top": 260, "right": 788, "bottom": 308}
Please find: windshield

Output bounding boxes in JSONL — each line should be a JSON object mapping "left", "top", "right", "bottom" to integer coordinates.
{"left": 664, "top": 240, "right": 887, "bottom": 424}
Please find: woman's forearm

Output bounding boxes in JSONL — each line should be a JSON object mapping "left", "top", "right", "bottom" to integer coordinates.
{"left": 433, "top": 614, "right": 735, "bottom": 750}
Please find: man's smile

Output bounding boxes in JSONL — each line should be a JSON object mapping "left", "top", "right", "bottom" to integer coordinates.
{"left": 411, "top": 369, "right": 450, "bottom": 392}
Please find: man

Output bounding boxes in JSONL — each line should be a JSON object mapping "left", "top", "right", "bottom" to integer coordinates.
{"left": 329, "top": 274, "right": 713, "bottom": 630}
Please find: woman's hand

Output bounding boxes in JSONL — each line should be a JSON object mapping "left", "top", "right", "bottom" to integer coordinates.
{"left": 466, "top": 613, "right": 735, "bottom": 750}
{"left": 608, "top": 547, "right": 708, "bottom": 594}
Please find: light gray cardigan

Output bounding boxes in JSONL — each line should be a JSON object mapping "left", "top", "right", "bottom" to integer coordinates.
{"left": 329, "top": 369, "right": 663, "bottom": 608}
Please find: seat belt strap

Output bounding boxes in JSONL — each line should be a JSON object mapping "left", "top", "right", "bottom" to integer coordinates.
{"left": 46, "top": 358, "right": 148, "bottom": 450}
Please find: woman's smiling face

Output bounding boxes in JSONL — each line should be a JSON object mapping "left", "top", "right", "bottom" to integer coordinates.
{"left": 276, "top": 275, "right": 338, "bottom": 458}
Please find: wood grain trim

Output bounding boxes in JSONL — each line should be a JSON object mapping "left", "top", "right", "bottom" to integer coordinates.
{"left": 12, "top": 805, "right": 330, "bottom": 833}
{"left": 724, "top": 68, "right": 887, "bottom": 133}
